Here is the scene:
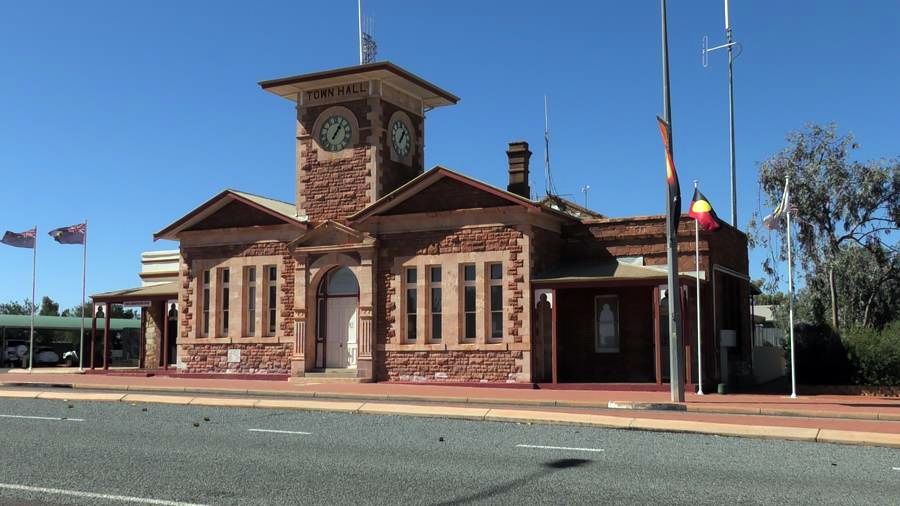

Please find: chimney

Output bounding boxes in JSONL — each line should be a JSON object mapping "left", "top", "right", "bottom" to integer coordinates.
{"left": 506, "top": 141, "right": 531, "bottom": 199}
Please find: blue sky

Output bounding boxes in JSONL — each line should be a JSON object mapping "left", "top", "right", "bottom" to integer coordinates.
{"left": 1, "top": 1, "right": 897, "bottom": 308}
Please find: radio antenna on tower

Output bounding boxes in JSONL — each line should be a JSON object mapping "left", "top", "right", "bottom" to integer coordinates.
{"left": 358, "top": 0, "right": 377, "bottom": 64}
{"left": 543, "top": 95, "right": 557, "bottom": 197}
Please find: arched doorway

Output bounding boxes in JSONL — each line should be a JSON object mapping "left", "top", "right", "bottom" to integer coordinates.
{"left": 315, "top": 267, "right": 359, "bottom": 369}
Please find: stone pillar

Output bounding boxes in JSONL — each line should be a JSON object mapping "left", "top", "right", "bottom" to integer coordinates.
{"left": 290, "top": 255, "right": 308, "bottom": 376}
{"left": 144, "top": 301, "right": 164, "bottom": 369}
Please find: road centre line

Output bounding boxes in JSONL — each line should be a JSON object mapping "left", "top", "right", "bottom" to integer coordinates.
{"left": 0, "top": 483, "right": 206, "bottom": 506}
{"left": 0, "top": 414, "right": 84, "bottom": 422}
{"left": 893, "top": 467, "right": 900, "bottom": 471}
{"left": 248, "top": 428, "right": 312, "bottom": 435}
{"left": 516, "top": 444, "right": 604, "bottom": 453}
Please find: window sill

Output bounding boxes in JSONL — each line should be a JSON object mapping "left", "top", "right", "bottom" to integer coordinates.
{"left": 180, "top": 336, "right": 289, "bottom": 346}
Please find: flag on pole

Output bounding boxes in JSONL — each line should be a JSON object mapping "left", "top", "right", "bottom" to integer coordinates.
{"left": 49, "top": 223, "right": 86, "bottom": 244}
{"left": 656, "top": 116, "right": 682, "bottom": 226}
{"left": 689, "top": 188, "right": 722, "bottom": 232}
{"left": 1, "top": 229, "right": 36, "bottom": 249}
{"left": 763, "top": 183, "right": 789, "bottom": 230}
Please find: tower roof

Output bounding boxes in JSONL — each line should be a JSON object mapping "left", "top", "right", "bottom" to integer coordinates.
{"left": 258, "top": 61, "right": 459, "bottom": 108}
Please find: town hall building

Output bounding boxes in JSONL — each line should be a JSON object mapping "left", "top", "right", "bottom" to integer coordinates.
{"left": 91, "top": 61, "right": 753, "bottom": 387}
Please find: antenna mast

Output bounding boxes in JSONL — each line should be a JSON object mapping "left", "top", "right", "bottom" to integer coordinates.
{"left": 543, "top": 95, "right": 555, "bottom": 197}
{"left": 358, "top": 0, "right": 364, "bottom": 64}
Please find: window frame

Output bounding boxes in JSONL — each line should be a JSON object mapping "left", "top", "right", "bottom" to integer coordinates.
{"left": 219, "top": 267, "right": 230, "bottom": 337}
{"left": 201, "top": 269, "right": 210, "bottom": 338}
{"left": 265, "top": 265, "right": 278, "bottom": 337}
{"left": 245, "top": 266, "right": 257, "bottom": 337}
{"left": 428, "top": 266, "right": 442, "bottom": 342}
{"left": 404, "top": 267, "right": 418, "bottom": 342}
{"left": 594, "top": 295, "right": 620, "bottom": 353}
{"left": 488, "top": 263, "right": 503, "bottom": 341}
{"left": 461, "top": 264, "right": 477, "bottom": 341}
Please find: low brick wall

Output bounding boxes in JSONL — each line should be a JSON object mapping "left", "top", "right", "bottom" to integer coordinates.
{"left": 799, "top": 384, "right": 900, "bottom": 397}
{"left": 378, "top": 350, "right": 524, "bottom": 383}
{"left": 181, "top": 343, "right": 293, "bottom": 374}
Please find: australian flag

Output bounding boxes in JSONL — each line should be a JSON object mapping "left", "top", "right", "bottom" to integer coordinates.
{"left": 1, "top": 229, "right": 36, "bottom": 249}
{"left": 49, "top": 223, "right": 86, "bottom": 245}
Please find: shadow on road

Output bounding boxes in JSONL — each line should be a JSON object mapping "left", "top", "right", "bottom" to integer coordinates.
{"left": 433, "top": 458, "right": 592, "bottom": 505}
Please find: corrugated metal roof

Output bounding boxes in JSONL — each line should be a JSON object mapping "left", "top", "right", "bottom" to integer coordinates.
{"left": 228, "top": 190, "right": 298, "bottom": 221}
{"left": 533, "top": 260, "right": 705, "bottom": 284}
{"left": 92, "top": 281, "right": 177, "bottom": 300}
{"left": 0, "top": 314, "right": 140, "bottom": 330}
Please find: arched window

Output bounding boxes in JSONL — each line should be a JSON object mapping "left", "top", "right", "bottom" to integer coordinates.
{"left": 320, "top": 267, "right": 359, "bottom": 297}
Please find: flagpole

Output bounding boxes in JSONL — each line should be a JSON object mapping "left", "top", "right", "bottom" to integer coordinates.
{"left": 694, "top": 182, "right": 704, "bottom": 395}
{"left": 785, "top": 175, "right": 797, "bottom": 398}
{"left": 661, "top": 0, "right": 685, "bottom": 403}
{"left": 29, "top": 227, "right": 37, "bottom": 371}
{"left": 79, "top": 220, "right": 87, "bottom": 371}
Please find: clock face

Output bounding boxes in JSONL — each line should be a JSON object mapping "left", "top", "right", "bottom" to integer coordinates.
{"left": 319, "top": 115, "right": 352, "bottom": 152}
{"left": 391, "top": 120, "right": 411, "bottom": 157}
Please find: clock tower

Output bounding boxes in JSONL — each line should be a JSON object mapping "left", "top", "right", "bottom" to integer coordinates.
{"left": 259, "top": 62, "right": 458, "bottom": 223}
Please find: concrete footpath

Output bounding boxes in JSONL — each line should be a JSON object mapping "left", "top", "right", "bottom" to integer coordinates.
{"left": 2, "top": 371, "right": 900, "bottom": 449}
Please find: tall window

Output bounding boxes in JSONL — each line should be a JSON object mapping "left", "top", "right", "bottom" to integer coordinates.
{"left": 245, "top": 266, "right": 256, "bottom": 336}
{"left": 594, "top": 295, "right": 620, "bottom": 353}
{"left": 220, "top": 268, "right": 230, "bottom": 336}
{"left": 405, "top": 267, "right": 417, "bottom": 341}
{"left": 201, "top": 270, "right": 210, "bottom": 337}
{"left": 429, "top": 266, "right": 442, "bottom": 341}
{"left": 462, "top": 264, "right": 476, "bottom": 340}
{"left": 266, "top": 266, "right": 278, "bottom": 336}
{"left": 489, "top": 263, "right": 503, "bottom": 339}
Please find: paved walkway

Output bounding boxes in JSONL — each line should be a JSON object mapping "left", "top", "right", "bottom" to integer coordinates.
{"left": 3, "top": 371, "right": 900, "bottom": 447}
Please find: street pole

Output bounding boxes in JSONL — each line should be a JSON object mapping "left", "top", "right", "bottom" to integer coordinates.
{"left": 785, "top": 175, "right": 797, "bottom": 399}
{"left": 29, "top": 227, "right": 36, "bottom": 371}
{"left": 661, "top": 0, "right": 685, "bottom": 403}
{"left": 725, "top": 0, "right": 738, "bottom": 226}
{"left": 694, "top": 182, "right": 703, "bottom": 395}
{"left": 79, "top": 220, "right": 87, "bottom": 371}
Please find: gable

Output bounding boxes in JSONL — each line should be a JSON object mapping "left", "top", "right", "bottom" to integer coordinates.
{"left": 381, "top": 177, "right": 514, "bottom": 216}
{"left": 184, "top": 200, "right": 287, "bottom": 231}
{"left": 289, "top": 220, "right": 373, "bottom": 251}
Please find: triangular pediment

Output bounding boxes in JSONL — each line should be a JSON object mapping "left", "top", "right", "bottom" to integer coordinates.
{"left": 350, "top": 166, "right": 555, "bottom": 222}
{"left": 289, "top": 220, "right": 372, "bottom": 249}
{"left": 155, "top": 190, "right": 304, "bottom": 240}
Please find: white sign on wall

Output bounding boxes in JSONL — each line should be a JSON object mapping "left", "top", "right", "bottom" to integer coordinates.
{"left": 227, "top": 349, "right": 241, "bottom": 363}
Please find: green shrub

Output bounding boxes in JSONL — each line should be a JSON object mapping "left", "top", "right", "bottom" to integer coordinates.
{"left": 843, "top": 322, "right": 900, "bottom": 386}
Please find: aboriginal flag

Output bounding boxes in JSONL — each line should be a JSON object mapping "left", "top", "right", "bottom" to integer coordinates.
{"left": 656, "top": 116, "right": 681, "bottom": 226}
{"left": 49, "top": 223, "right": 86, "bottom": 245}
{"left": 689, "top": 188, "right": 721, "bottom": 232}
{"left": 1, "top": 228, "right": 36, "bottom": 249}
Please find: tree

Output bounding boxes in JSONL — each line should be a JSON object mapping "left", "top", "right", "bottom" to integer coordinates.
{"left": 750, "top": 123, "right": 900, "bottom": 329}
{"left": 39, "top": 296, "right": 60, "bottom": 316}
{"left": 0, "top": 299, "right": 34, "bottom": 315}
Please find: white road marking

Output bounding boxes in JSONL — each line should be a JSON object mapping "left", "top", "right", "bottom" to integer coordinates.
{"left": 516, "top": 444, "right": 604, "bottom": 453}
{"left": 0, "top": 483, "right": 206, "bottom": 505}
{"left": 248, "top": 428, "right": 312, "bottom": 435}
{"left": 892, "top": 467, "right": 900, "bottom": 471}
{"left": 0, "top": 414, "right": 84, "bottom": 422}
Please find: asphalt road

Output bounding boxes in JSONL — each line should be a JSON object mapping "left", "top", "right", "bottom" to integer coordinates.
{"left": 0, "top": 398, "right": 897, "bottom": 505}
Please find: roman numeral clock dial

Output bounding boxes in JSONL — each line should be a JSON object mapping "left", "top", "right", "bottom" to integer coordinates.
{"left": 391, "top": 120, "right": 411, "bottom": 157}
{"left": 319, "top": 115, "right": 352, "bottom": 152}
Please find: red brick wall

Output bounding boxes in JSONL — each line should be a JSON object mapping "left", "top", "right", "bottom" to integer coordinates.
{"left": 181, "top": 342, "right": 293, "bottom": 374}
{"left": 179, "top": 242, "right": 296, "bottom": 340}
{"left": 375, "top": 225, "right": 526, "bottom": 347}
{"left": 377, "top": 350, "right": 522, "bottom": 382}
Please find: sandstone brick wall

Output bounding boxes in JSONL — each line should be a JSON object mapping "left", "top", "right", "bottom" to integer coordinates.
{"left": 375, "top": 225, "right": 526, "bottom": 346}
{"left": 179, "top": 241, "right": 296, "bottom": 340}
{"left": 377, "top": 350, "right": 523, "bottom": 382}
{"left": 181, "top": 342, "right": 293, "bottom": 374}
{"left": 297, "top": 99, "right": 373, "bottom": 222}
{"left": 530, "top": 226, "right": 564, "bottom": 275}
{"left": 568, "top": 215, "right": 746, "bottom": 272}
